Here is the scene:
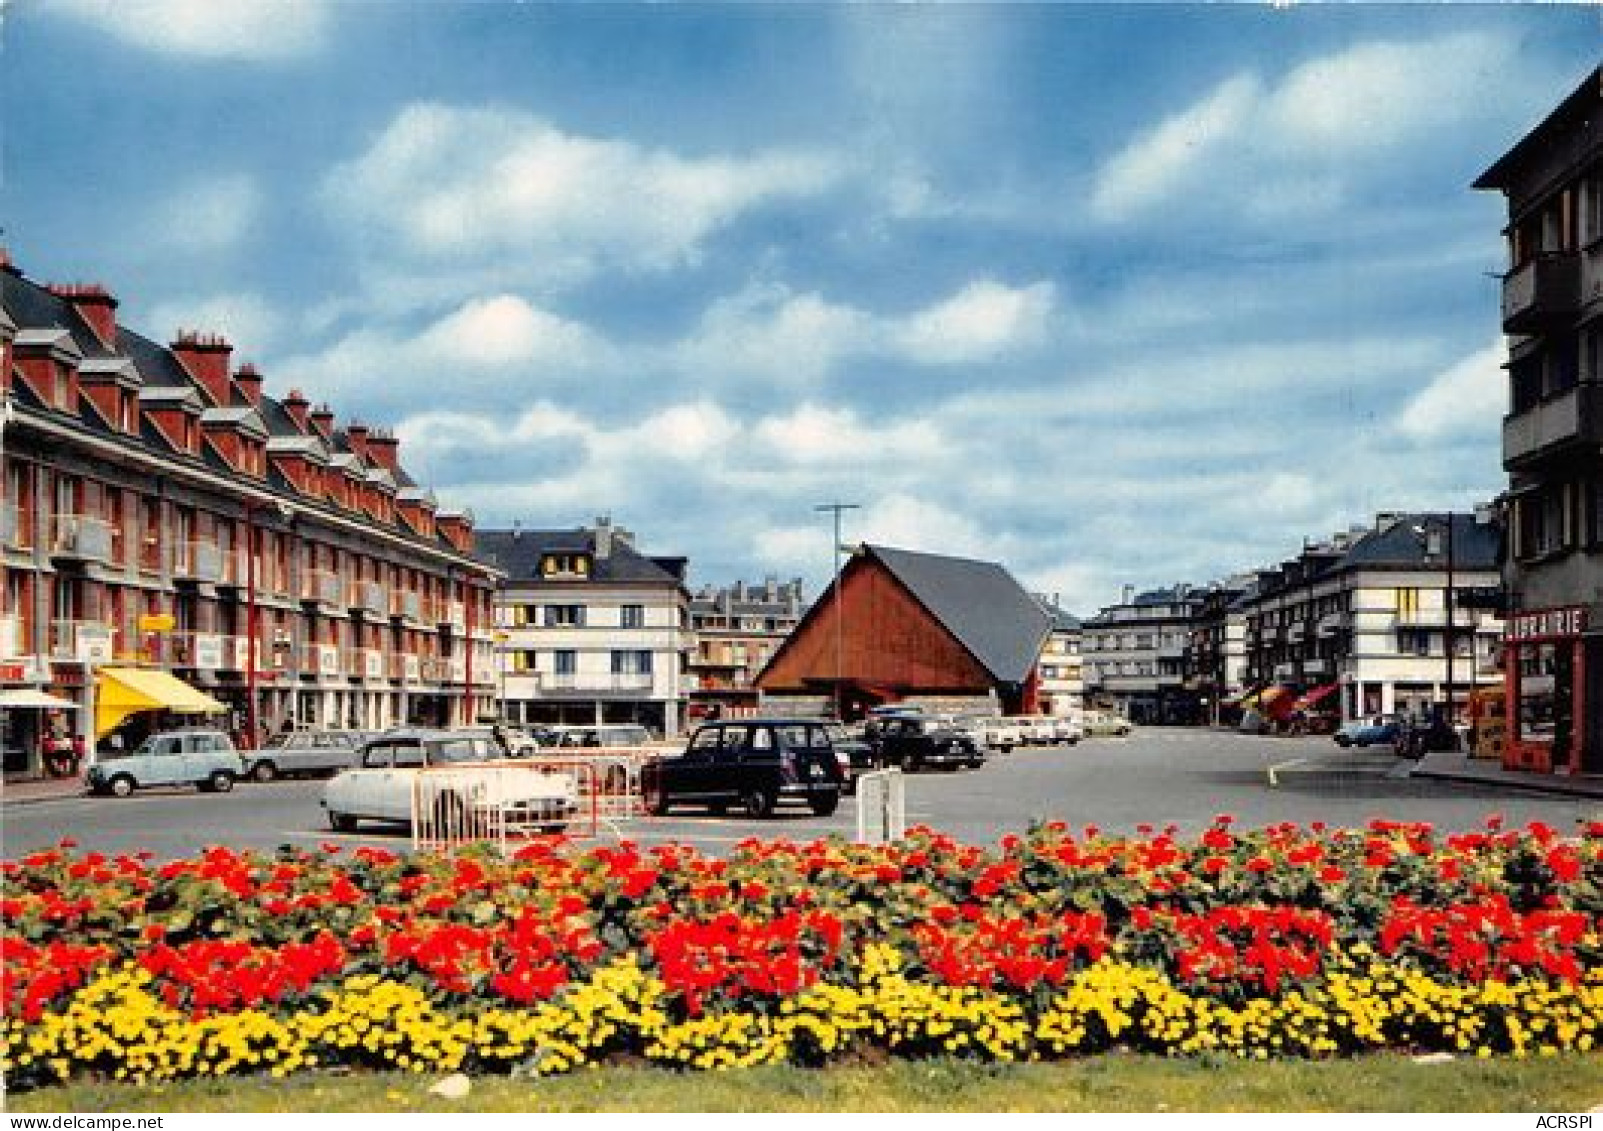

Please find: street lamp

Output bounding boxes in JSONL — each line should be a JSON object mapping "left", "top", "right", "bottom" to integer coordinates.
{"left": 815, "top": 502, "right": 859, "bottom": 720}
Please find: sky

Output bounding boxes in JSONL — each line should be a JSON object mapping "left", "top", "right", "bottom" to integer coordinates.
{"left": 3, "top": 2, "right": 1599, "bottom": 613}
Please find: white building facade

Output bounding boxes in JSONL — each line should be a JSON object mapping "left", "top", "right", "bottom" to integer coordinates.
{"left": 476, "top": 520, "right": 690, "bottom": 738}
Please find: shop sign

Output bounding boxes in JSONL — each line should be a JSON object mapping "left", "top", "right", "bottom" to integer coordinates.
{"left": 0, "top": 662, "right": 27, "bottom": 682}
{"left": 1507, "top": 606, "right": 1588, "bottom": 643}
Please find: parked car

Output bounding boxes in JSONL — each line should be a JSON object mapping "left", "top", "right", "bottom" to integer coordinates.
{"left": 1048, "top": 715, "right": 1084, "bottom": 745}
{"left": 1007, "top": 716, "right": 1059, "bottom": 747}
{"left": 539, "top": 723, "right": 654, "bottom": 750}
{"left": 1083, "top": 711, "right": 1133, "bottom": 737}
{"left": 87, "top": 729, "right": 245, "bottom": 797}
{"left": 979, "top": 717, "right": 1025, "bottom": 753}
{"left": 460, "top": 724, "right": 541, "bottom": 757}
{"left": 874, "top": 714, "right": 985, "bottom": 772}
{"left": 243, "top": 729, "right": 368, "bottom": 782}
{"left": 1332, "top": 716, "right": 1401, "bottom": 749}
{"left": 321, "top": 729, "right": 578, "bottom": 834}
{"left": 1393, "top": 714, "right": 1461, "bottom": 760}
{"left": 640, "top": 719, "right": 846, "bottom": 818}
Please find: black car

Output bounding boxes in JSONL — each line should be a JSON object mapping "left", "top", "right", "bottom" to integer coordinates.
{"left": 873, "top": 714, "right": 985, "bottom": 772}
{"left": 640, "top": 719, "right": 846, "bottom": 818}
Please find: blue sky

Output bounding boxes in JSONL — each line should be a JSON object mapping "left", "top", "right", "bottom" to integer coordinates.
{"left": 4, "top": 2, "right": 1599, "bottom": 612}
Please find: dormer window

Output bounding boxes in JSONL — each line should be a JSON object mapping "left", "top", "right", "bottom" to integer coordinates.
{"left": 541, "top": 554, "right": 590, "bottom": 578}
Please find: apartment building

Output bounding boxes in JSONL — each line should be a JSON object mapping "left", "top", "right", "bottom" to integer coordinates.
{"left": 686, "top": 577, "right": 806, "bottom": 720}
{"left": 1474, "top": 66, "right": 1603, "bottom": 775}
{"left": 475, "top": 519, "right": 691, "bottom": 738}
{"left": 1188, "top": 576, "right": 1253, "bottom": 725}
{"left": 1082, "top": 586, "right": 1204, "bottom": 725}
{"left": 1236, "top": 512, "right": 1505, "bottom": 725}
{"left": 0, "top": 255, "right": 498, "bottom": 775}
{"left": 1035, "top": 597, "right": 1084, "bottom": 719}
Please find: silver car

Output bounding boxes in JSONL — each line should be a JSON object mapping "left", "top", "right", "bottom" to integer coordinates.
{"left": 244, "top": 730, "right": 369, "bottom": 782}
{"left": 87, "top": 729, "right": 245, "bottom": 797}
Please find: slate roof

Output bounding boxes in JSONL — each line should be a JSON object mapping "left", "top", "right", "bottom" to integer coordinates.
{"left": 2, "top": 263, "right": 467, "bottom": 560}
{"left": 1337, "top": 513, "right": 1500, "bottom": 572}
{"left": 475, "top": 528, "right": 687, "bottom": 587}
{"left": 865, "top": 545, "right": 1051, "bottom": 685}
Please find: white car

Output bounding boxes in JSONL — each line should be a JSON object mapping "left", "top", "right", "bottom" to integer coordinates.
{"left": 1048, "top": 715, "right": 1084, "bottom": 745}
{"left": 1005, "top": 716, "right": 1058, "bottom": 747}
{"left": 87, "top": 729, "right": 245, "bottom": 796}
{"left": 322, "top": 729, "right": 578, "bottom": 835}
{"left": 981, "top": 717, "right": 1024, "bottom": 753}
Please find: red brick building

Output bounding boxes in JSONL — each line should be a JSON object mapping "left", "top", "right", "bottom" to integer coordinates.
{"left": 755, "top": 544, "right": 1050, "bottom": 720}
{"left": 1, "top": 252, "right": 499, "bottom": 775}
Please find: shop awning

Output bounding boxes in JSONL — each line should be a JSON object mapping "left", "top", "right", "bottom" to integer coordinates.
{"left": 96, "top": 667, "right": 228, "bottom": 739}
{"left": 1291, "top": 682, "right": 1341, "bottom": 712}
{"left": 0, "top": 688, "right": 81, "bottom": 710}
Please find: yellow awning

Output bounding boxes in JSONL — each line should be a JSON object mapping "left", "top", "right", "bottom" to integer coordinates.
{"left": 96, "top": 667, "right": 229, "bottom": 739}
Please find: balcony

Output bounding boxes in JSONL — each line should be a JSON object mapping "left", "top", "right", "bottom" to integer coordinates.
{"left": 0, "top": 501, "right": 20, "bottom": 548}
{"left": 0, "top": 615, "right": 18, "bottom": 657}
{"left": 1502, "top": 253, "right": 1581, "bottom": 334}
{"left": 48, "top": 620, "right": 114, "bottom": 662}
{"left": 169, "top": 631, "right": 231, "bottom": 670}
{"left": 362, "top": 649, "right": 385, "bottom": 681}
{"left": 438, "top": 601, "right": 466, "bottom": 627}
{"left": 391, "top": 591, "right": 423, "bottom": 622}
{"left": 1503, "top": 383, "right": 1603, "bottom": 469}
{"left": 302, "top": 570, "right": 344, "bottom": 608}
{"left": 303, "top": 644, "right": 343, "bottom": 679}
{"left": 172, "top": 541, "right": 224, "bottom": 584}
{"left": 50, "top": 515, "right": 115, "bottom": 564}
{"left": 542, "top": 672, "right": 656, "bottom": 694}
{"left": 350, "top": 581, "right": 387, "bottom": 616}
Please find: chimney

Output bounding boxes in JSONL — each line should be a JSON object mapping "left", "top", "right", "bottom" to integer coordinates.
{"left": 234, "top": 362, "right": 265, "bottom": 407}
{"left": 346, "top": 421, "right": 371, "bottom": 462}
{"left": 282, "top": 388, "right": 310, "bottom": 432}
{"left": 171, "top": 331, "right": 235, "bottom": 407}
{"left": 309, "top": 403, "right": 335, "bottom": 440}
{"left": 0, "top": 247, "right": 21, "bottom": 277}
{"left": 1122, "top": 584, "right": 1135, "bottom": 605}
{"left": 593, "top": 515, "right": 613, "bottom": 560}
{"left": 48, "top": 283, "right": 119, "bottom": 349}
{"left": 368, "top": 428, "right": 401, "bottom": 472}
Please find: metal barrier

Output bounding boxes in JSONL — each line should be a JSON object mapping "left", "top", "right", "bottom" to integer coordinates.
{"left": 411, "top": 762, "right": 587, "bottom": 851}
{"left": 855, "top": 768, "right": 906, "bottom": 845}
{"left": 523, "top": 746, "right": 655, "bottom": 827}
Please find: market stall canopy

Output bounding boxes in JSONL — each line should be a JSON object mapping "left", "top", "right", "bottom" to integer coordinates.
{"left": 1259, "top": 686, "right": 1299, "bottom": 721}
{"left": 95, "top": 667, "right": 227, "bottom": 739}
{"left": 1291, "top": 683, "right": 1341, "bottom": 713}
{"left": 0, "top": 688, "right": 81, "bottom": 710}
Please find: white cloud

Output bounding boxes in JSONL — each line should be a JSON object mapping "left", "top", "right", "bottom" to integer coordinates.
{"left": 144, "top": 292, "right": 283, "bottom": 355}
{"left": 48, "top": 0, "right": 329, "bottom": 60}
{"left": 154, "top": 174, "right": 263, "bottom": 254}
{"left": 1092, "top": 75, "right": 1260, "bottom": 223}
{"left": 1395, "top": 339, "right": 1506, "bottom": 441}
{"left": 752, "top": 404, "right": 945, "bottom": 465}
{"left": 895, "top": 280, "right": 1056, "bottom": 364}
{"left": 1091, "top": 32, "right": 1516, "bottom": 225}
{"left": 323, "top": 104, "right": 842, "bottom": 284}
{"left": 679, "top": 277, "right": 1057, "bottom": 383}
{"left": 276, "top": 293, "right": 609, "bottom": 404}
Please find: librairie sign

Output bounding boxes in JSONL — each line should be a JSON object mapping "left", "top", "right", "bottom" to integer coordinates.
{"left": 1507, "top": 606, "right": 1589, "bottom": 642}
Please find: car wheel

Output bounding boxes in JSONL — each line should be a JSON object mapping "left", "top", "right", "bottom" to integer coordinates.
{"left": 251, "top": 760, "right": 278, "bottom": 783}
{"left": 1333, "top": 736, "right": 1351, "bottom": 748}
{"left": 207, "top": 770, "right": 236, "bottom": 794}
{"left": 809, "top": 792, "right": 839, "bottom": 817}
{"left": 328, "top": 810, "right": 358, "bottom": 833}
{"left": 966, "top": 757, "right": 985, "bottom": 769}
{"left": 109, "top": 774, "right": 136, "bottom": 798}
{"left": 742, "top": 788, "right": 776, "bottom": 819}
{"left": 643, "top": 781, "right": 671, "bottom": 816}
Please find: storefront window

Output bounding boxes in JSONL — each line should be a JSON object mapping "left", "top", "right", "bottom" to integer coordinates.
{"left": 1516, "top": 642, "right": 1574, "bottom": 743}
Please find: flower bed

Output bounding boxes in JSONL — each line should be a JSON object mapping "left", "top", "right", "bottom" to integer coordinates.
{"left": 3, "top": 818, "right": 1600, "bottom": 1087}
